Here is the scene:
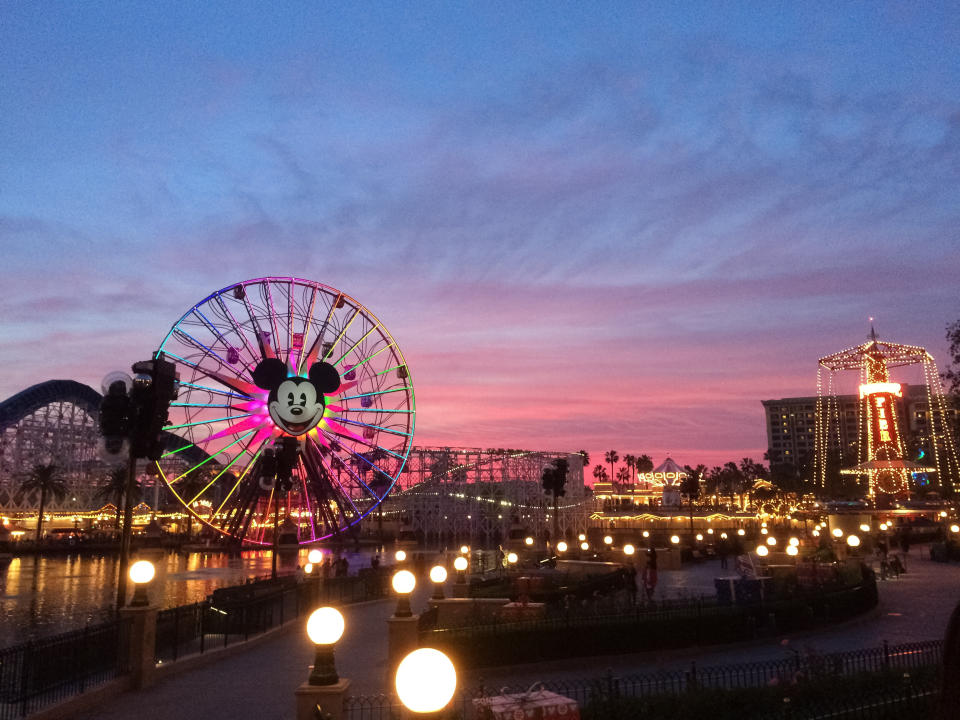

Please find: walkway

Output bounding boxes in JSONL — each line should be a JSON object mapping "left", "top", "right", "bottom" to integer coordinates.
{"left": 74, "top": 546, "right": 960, "bottom": 720}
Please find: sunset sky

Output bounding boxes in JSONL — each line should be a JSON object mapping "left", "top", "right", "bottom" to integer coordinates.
{"left": 1, "top": 3, "right": 958, "bottom": 470}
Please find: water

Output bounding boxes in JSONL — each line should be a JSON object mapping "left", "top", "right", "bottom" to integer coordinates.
{"left": 0, "top": 548, "right": 381, "bottom": 648}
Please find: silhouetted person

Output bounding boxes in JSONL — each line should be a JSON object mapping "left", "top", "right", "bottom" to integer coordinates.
{"left": 642, "top": 548, "right": 658, "bottom": 601}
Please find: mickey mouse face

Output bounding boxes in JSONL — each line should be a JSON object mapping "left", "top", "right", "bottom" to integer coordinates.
{"left": 252, "top": 357, "right": 341, "bottom": 437}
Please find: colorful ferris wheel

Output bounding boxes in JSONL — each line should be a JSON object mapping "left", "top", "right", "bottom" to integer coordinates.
{"left": 155, "top": 277, "right": 415, "bottom": 545}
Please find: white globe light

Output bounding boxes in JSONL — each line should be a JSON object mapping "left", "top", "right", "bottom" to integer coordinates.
{"left": 813, "top": 529, "right": 821, "bottom": 537}
{"left": 453, "top": 556, "right": 468, "bottom": 571}
{"left": 720, "top": 532, "right": 728, "bottom": 539}
{"left": 430, "top": 565, "right": 448, "bottom": 584}
{"left": 832, "top": 528, "right": 843, "bottom": 538}
{"left": 395, "top": 648, "right": 457, "bottom": 713}
{"left": 766, "top": 537, "right": 776, "bottom": 546}
{"left": 578, "top": 534, "right": 586, "bottom": 541}
{"left": 525, "top": 536, "right": 534, "bottom": 546}
{"left": 695, "top": 534, "right": 703, "bottom": 541}
{"left": 707, "top": 528, "right": 714, "bottom": 535}
{"left": 737, "top": 529, "right": 745, "bottom": 536}
{"left": 395, "top": 550, "right": 407, "bottom": 562}
{"left": 786, "top": 545, "right": 799, "bottom": 556}
{"left": 951, "top": 525, "right": 959, "bottom": 534}
{"left": 603, "top": 535, "right": 613, "bottom": 545}
{"left": 761, "top": 522, "right": 767, "bottom": 528}
{"left": 846, "top": 534, "right": 860, "bottom": 547}
{"left": 760, "top": 528, "right": 768, "bottom": 535}
{"left": 859, "top": 524, "right": 870, "bottom": 533}
{"left": 557, "top": 541, "right": 568, "bottom": 552}
{"left": 670, "top": 535, "right": 680, "bottom": 544}
{"left": 306, "top": 606, "right": 344, "bottom": 645}
{"left": 507, "top": 552, "right": 518, "bottom": 564}
{"left": 642, "top": 531, "right": 650, "bottom": 538}
{"left": 392, "top": 570, "right": 416, "bottom": 595}
{"left": 129, "top": 560, "right": 155, "bottom": 585}
{"left": 304, "top": 563, "right": 314, "bottom": 574}
{"left": 623, "top": 544, "right": 635, "bottom": 555}
{"left": 880, "top": 523, "right": 888, "bottom": 531}
{"left": 460, "top": 545, "right": 469, "bottom": 554}
{"left": 941, "top": 511, "right": 948, "bottom": 518}
{"left": 756, "top": 545, "right": 769, "bottom": 557}
{"left": 789, "top": 537, "right": 799, "bottom": 547}
{"left": 308, "top": 549, "right": 323, "bottom": 564}
{"left": 580, "top": 542, "right": 589, "bottom": 551}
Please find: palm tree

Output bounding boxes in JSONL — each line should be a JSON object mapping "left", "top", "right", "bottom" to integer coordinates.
{"left": 95, "top": 466, "right": 131, "bottom": 538}
{"left": 604, "top": 450, "right": 619, "bottom": 486}
{"left": 592, "top": 465, "right": 608, "bottom": 483}
{"left": 578, "top": 450, "right": 590, "bottom": 469}
{"left": 636, "top": 454, "right": 654, "bottom": 473}
{"left": 623, "top": 454, "right": 637, "bottom": 484}
{"left": 541, "top": 458, "right": 568, "bottom": 543}
{"left": 19, "top": 463, "right": 68, "bottom": 543}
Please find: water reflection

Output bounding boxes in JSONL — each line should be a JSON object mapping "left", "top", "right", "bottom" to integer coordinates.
{"left": 0, "top": 548, "right": 378, "bottom": 648}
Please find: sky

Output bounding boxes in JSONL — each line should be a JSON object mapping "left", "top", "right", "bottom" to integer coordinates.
{"left": 1, "top": 2, "right": 959, "bottom": 470}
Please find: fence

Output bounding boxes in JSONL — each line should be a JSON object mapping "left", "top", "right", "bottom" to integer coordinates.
{"left": 343, "top": 639, "right": 943, "bottom": 720}
{"left": 0, "top": 618, "right": 129, "bottom": 720}
{"left": 0, "top": 569, "right": 389, "bottom": 719}
{"left": 422, "top": 576, "right": 879, "bottom": 667}
{"left": 156, "top": 570, "right": 390, "bottom": 663}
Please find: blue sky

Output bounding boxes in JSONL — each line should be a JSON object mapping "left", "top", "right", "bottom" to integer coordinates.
{"left": 1, "top": 2, "right": 959, "bottom": 466}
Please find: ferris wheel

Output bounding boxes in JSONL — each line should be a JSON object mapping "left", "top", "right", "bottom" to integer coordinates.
{"left": 154, "top": 277, "right": 415, "bottom": 545}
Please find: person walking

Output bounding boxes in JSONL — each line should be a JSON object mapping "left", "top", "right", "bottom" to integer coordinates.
{"left": 718, "top": 537, "right": 730, "bottom": 570}
{"left": 642, "top": 548, "right": 658, "bottom": 602}
{"left": 625, "top": 563, "right": 638, "bottom": 605}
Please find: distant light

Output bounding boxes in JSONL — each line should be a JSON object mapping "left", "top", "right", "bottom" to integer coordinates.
{"left": 766, "top": 537, "right": 776, "bottom": 546}
{"left": 847, "top": 534, "right": 860, "bottom": 547}
{"left": 580, "top": 542, "right": 589, "bottom": 551}
{"left": 707, "top": 528, "right": 714, "bottom": 535}
{"left": 578, "top": 534, "right": 586, "bottom": 541}
{"left": 603, "top": 535, "right": 613, "bottom": 545}
{"left": 557, "top": 541, "right": 568, "bottom": 552}
{"left": 507, "top": 552, "right": 518, "bottom": 564}
{"left": 720, "top": 532, "right": 728, "bottom": 539}
{"left": 832, "top": 528, "right": 843, "bottom": 538}
{"left": 859, "top": 524, "right": 870, "bottom": 533}
{"left": 642, "top": 531, "right": 650, "bottom": 538}
{"left": 670, "top": 535, "right": 680, "bottom": 545}
{"left": 761, "top": 522, "right": 767, "bottom": 528}
{"left": 453, "top": 556, "right": 468, "bottom": 571}
{"left": 761, "top": 528, "right": 768, "bottom": 535}
{"left": 812, "top": 529, "right": 821, "bottom": 537}
{"left": 952, "top": 525, "right": 960, "bottom": 534}
{"left": 460, "top": 545, "right": 469, "bottom": 554}
{"left": 429, "top": 565, "right": 448, "bottom": 584}
{"left": 786, "top": 545, "right": 799, "bottom": 557}
{"left": 304, "top": 563, "right": 313, "bottom": 574}
{"left": 306, "top": 607, "right": 344, "bottom": 645}
{"left": 525, "top": 537, "right": 534, "bottom": 546}
{"left": 695, "top": 534, "right": 703, "bottom": 541}
{"left": 756, "top": 545, "right": 769, "bottom": 557}
{"left": 941, "top": 511, "right": 948, "bottom": 518}
{"left": 789, "top": 537, "right": 799, "bottom": 547}
{"left": 880, "top": 523, "right": 888, "bottom": 531}
{"left": 395, "top": 550, "right": 407, "bottom": 562}
{"left": 737, "top": 529, "right": 745, "bottom": 536}
{"left": 623, "top": 544, "right": 635, "bottom": 555}
{"left": 308, "top": 549, "right": 323, "bottom": 564}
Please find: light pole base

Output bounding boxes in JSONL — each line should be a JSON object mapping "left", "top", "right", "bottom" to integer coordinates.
{"left": 295, "top": 677, "right": 351, "bottom": 720}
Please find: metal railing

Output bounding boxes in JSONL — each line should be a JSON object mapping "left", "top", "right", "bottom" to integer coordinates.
{"left": 344, "top": 639, "right": 942, "bottom": 720}
{"left": 0, "top": 618, "right": 129, "bottom": 720}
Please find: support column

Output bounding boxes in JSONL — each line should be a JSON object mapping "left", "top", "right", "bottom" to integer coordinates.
{"left": 386, "top": 614, "right": 420, "bottom": 684}
{"left": 119, "top": 605, "right": 158, "bottom": 689}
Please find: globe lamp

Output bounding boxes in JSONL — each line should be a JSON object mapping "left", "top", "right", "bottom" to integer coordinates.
{"left": 846, "top": 534, "right": 860, "bottom": 548}
{"left": 832, "top": 528, "right": 843, "bottom": 539}
{"left": 395, "top": 648, "right": 457, "bottom": 714}
{"left": 786, "top": 545, "right": 799, "bottom": 557}
{"left": 429, "top": 565, "right": 448, "bottom": 599}
{"left": 603, "top": 535, "right": 613, "bottom": 545}
{"left": 395, "top": 550, "right": 407, "bottom": 563}
{"left": 392, "top": 570, "right": 416, "bottom": 617}
{"left": 525, "top": 536, "right": 534, "bottom": 546}
{"left": 623, "top": 544, "right": 635, "bottom": 556}
{"left": 308, "top": 549, "right": 323, "bottom": 564}
{"left": 556, "top": 541, "right": 568, "bottom": 553}
{"left": 670, "top": 535, "right": 680, "bottom": 545}
{"left": 129, "top": 560, "right": 155, "bottom": 607}
{"left": 506, "top": 552, "right": 518, "bottom": 564}
{"left": 580, "top": 542, "right": 589, "bottom": 551}
{"left": 756, "top": 545, "right": 769, "bottom": 557}
{"left": 306, "top": 606, "right": 344, "bottom": 686}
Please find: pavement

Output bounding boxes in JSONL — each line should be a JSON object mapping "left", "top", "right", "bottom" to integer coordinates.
{"left": 74, "top": 545, "right": 960, "bottom": 720}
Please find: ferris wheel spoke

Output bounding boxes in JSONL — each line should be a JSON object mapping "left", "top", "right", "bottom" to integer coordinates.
{"left": 305, "top": 438, "right": 365, "bottom": 516}
{"left": 297, "top": 459, "right": 318, "bottom": 541}
{"left": 332, "top": 323, "right": 380, "bottom": 367}
{"left": 214, "top": 293, "right": 259, "bottom": 363}
{"left": 167, "top": 430, "right": 256, "bottom": 484}
{"left": 302, "top": 446, "right": 348, "bottom": 534}
{"left": 186, "top": 431, "right": 260, "bottom": 504}
{"left": 214, "top": 446, "right": 264, "bottom": 516}
{"left": 172, "top": 326, "right": 237, "bottom": 373}
{"left": 340, "top": 386, "right": 410, "bottom": 401}
{"left": 264, "top": 280, "right": 285, "bottom": 359}
{"left": 323, "top": 308, "right": 360, "bottom": 362}
{"left": 191, "top": 308, "right": 236, "bottom": 355}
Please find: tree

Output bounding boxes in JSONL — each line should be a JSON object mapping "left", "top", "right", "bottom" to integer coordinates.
{"left": 623, "top": 454, "right": 637, "bottom": 483}
{"left": 592, "top": 465, "right": 608, "bottom": 483}
{"left": 944, "top": 320, "right": 960, "bottom": 396}
{"left": 679, "top": 467, "right": 701, "bottom": 506}
{"left": 19, "top": 463, "right": 68, "bottom": 543}
{"left": 95, "top": 466, "right": 138, "bottom": 538}
{"left": 578, "top": 450, "right": 590, "bottom": 468}
{"left": 636, "top": 454, "right": 654, "bottom": 473}
{"left": 541, "top": 458, "right": 568, "bottom": 543}
{"left": 605, "top": 450, "right": 619, "bottom": 486}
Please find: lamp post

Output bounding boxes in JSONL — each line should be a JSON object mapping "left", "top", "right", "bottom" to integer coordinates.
{"left": 128, "top": 560, "right": 155, "bottom": 607}
{"left": 306, "top": 607, "right": 345, "bottom": 686}
{"left": 395, "top": 648, "right": 457, "bottom": 716}
{"left": 295, "top": 607, "right": 350, "bottom": 720}
{"left": 430, "top": 565, "right": 448, "bottom": 600}
{"left": 392, "top": 570, "right": 415, "bottom": 617}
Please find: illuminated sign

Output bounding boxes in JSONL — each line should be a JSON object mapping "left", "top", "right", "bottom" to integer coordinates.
{"left": 859, "top": 382, "right": 902, "bottom": 399}
{"left": 637, "top": 471, "right": 687, "bottom": 484}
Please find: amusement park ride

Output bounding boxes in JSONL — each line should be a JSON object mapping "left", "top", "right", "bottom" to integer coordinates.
{"left": 815, "top": 324, "right": 960, "bottom": 500}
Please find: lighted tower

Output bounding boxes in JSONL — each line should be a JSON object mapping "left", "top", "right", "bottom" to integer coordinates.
{"left": 814, "top": 324, "right": 959, "bottom": 498}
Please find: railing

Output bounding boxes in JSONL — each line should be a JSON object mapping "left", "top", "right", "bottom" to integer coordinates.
{"left": 422, "top": 577, "right": 879, "bottom": 667}
{"left": 155, "top": 569, "right": 390, "bottom": 664}
{"left": 0, "top": 618, "right": 129, "bottom": 720}
{"left": 344, "top": 639, "right": 942, "bottom": 720}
